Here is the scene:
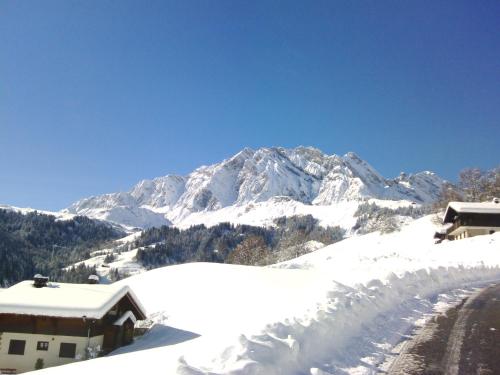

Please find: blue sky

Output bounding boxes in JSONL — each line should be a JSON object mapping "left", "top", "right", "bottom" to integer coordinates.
{"left": 1, "top": 1, "right": 499, "bottom": 210}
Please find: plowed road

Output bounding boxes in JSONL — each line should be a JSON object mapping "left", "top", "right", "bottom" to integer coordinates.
{"left": 388, "top": 284, "right": 500, "bottom": 375}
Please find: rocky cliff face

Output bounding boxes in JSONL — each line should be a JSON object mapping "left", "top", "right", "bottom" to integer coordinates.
{"left": 64, "top": 147, "right": 445, "bottom": 228}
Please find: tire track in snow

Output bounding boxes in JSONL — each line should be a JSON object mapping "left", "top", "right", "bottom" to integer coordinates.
{"left": 441, "top": 289, "right": 482, "bottom": 375}
{"left": 386, "top": 286, "right": 494, "bottom": 375}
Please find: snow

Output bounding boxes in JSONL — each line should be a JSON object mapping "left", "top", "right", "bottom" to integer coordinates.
{"left": 62, "top": 147, "right": 445, "bottom": 229}
{"left": 65, "top": 204, "right": 171, "bottom": 229}
{"left": 444, "top": 200, "right": 500, "bottom": 222}
{"left": 30, "top": 216, "right": 500, "bottom": 375}
{"left": 68, "top": 195, "right": 418, "bottom": 283}
{"left": 0, "top": 204, "right": 75, "bottom": 221}
{"left": 71, "top": 246, "right": 145, "bottom": 281}
{"left": 173, "top": 198, "right": 361, "bottom": 230}
{"left": 113, "top": 310, "right": 137, "bottom": 325}
{"left": 170, "top": 198, "right": 414, "bottom": 231}
{"left": 0, "top": 280, "right": 145, "bottom": 319}
{"left": 115, "top": 231, "right": 143, "bottom": 244}
{"left": 69, "top": 232, "right": 146, "bottom": 282}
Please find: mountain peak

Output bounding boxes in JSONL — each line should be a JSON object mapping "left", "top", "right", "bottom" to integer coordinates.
{"left": 343, "top": 151, "right": 361, "bottom": 160}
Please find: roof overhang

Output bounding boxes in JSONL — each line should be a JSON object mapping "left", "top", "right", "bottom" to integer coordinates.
{"left": 124, "top": 291, "right": 147, "bottom": 320}
{"left": 113, "top": 310, "right": 137, "bottom": 326}
{"left": 444, "top": 201, "right": 500, "bottom": 223}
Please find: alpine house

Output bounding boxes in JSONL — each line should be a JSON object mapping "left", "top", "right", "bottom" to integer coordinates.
{"left": 439, "top": 198, "right": 500, "bottom": 240}
{"left": 0, "top": 275, "right": 146, "bottom": 373}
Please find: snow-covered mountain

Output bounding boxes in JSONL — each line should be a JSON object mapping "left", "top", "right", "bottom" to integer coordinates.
{"left": 63, "top": 147, "right": 445, "bottom": 228}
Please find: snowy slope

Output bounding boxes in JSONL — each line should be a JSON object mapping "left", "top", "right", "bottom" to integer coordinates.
{"left": 32, "top": 218, "right": 500, "bottom": 375}
{"left": 67, "top": 231, "right": 147, "bottom": 281}
{"left": 0, "top": 204, "right": 75, "bottom": 221}
{"left": 70, "top": 246, "right": 145, "bottom": 281}
{"left": 63, "top": 147, "right": 445, "bottom": 228}
{"left": 0, "top": 203, "right": 133, "bottom": 235}
{"left": 64, "top": 197, "right": 413, "bottom": 283}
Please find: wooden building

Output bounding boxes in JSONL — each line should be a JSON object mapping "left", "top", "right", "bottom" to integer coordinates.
{"left": 440, "top": 199, "right": 500, "bottom": 240}
{"left": 0, "top": 276, "right": 146, "bottom": 373}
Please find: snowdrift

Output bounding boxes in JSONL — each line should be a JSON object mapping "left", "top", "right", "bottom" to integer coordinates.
{"left": 31, "top": 216, "right": 500, "bottom": 375}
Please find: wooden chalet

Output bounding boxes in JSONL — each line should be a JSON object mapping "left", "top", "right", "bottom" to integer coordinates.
{"left": 438, "top": 198, "right": 500, "bottom": 241}
{"left": 0, "top": 276, "right": 146, "bottom": 373}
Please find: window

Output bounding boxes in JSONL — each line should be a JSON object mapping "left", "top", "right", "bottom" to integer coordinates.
{"left": 59, "top": 343, "right": 76, "bottom": 358}
{"left": 8, "top": 339, "right": 26, "bottom": 355}
{"left": 37, "top": 341, "right": 49, "bottom": 351}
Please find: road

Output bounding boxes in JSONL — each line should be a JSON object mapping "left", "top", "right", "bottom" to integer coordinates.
{"left": 387, "top": 284, "right": 500, "bottom": 375}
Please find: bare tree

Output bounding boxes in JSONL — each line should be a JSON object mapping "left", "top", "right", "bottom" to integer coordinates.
{"left": 459, "top": 168, "right": 485, "bottom": 202}
{"left": 482, "top": 167, "right": 500, "bottom": 200}
{"left": 435, "top": 182, "right": 463, "bottom": 209}
{"left": 227, "top": 236, "right": 270, "bottom": 266}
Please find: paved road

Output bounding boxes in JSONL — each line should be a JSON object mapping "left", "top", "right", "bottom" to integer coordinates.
{"left": 387, "top": 284, "right": 500, "bottom": 375}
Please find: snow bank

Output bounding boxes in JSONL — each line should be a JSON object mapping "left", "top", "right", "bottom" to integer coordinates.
{"left": 31, "top": 216, "right": 500, "bottom": 375}
{"left": 200, "top": 266, "right": 500, "bottom": 375}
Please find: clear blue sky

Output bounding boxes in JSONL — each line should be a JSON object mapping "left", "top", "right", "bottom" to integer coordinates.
{"left": 1, "top": 1, "right": 499, "bottom": 210}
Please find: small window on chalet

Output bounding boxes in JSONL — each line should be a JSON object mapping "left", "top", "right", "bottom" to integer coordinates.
{"left": 59, "top": 343, "right": 76, "bottom": 358}
{"left": 37, "top": 341, "right": 49, "bottom": 351}
{"left": 8, "top": 339, "right": 26, "bottom": 355}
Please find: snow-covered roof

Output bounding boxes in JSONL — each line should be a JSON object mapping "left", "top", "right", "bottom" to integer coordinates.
{"left": 0, "top": 280, "right": 146, "bottom": 319}
{"left": 444, "top": 201, "right": 500, "bottom": 223}
{"left": 113, "top": 310, "right": 137, "bottom": 326}
{"left": 435, "top": 222, "right": 453, "bottom": 234}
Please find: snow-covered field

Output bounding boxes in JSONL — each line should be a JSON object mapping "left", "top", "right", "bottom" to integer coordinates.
{"left": 32, "top": 216, "right": 500, "bottom": 375}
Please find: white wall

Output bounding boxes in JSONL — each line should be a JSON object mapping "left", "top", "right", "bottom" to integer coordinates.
{"left": 0, "top": 332, "right": 103, "bottom": 373}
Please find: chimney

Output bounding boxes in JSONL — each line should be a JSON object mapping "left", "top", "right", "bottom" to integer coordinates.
{"left": 88, "top": 274, "right": 100, "bottom": 284}
{"left": 33, "top": 274, "right": 49, "bottom": 288}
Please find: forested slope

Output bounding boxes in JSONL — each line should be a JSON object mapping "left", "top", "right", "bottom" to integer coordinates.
{"left": 0, "top": 209, "right": 124, "bottom": 286}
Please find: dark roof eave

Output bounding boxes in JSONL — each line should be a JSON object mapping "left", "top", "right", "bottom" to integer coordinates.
{"left": 126, "top": 293, "right": 147, "bottom": 320}
{"left": 443, "top": 206, "right": 457, "bottom": 223}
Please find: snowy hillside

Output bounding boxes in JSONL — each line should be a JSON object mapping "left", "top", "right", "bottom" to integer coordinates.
{"left": 63, "top": 147, "right": 445, "bottom": 228}
{"left": 32, "top": 217, "right": 500, "bottom": 375}
{"left": 69, "top": 241, "right": 145, "bottom": 282}
{"left": 0, "top": 203, "right": 132, "bottom": 234}
{"left": 0, "top": 204, "right": 75, "bottom": 221}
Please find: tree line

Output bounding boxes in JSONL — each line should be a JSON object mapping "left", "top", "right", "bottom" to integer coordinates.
{"left": 134, "top": 215, "right": 345, "bottom": 268}
{"left": 353, "top": 202, "right": 435, "bottom": 234}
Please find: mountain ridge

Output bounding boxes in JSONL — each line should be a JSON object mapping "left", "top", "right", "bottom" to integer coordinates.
{"left": 63, "top": 147, "right": 445, "bottom": 229}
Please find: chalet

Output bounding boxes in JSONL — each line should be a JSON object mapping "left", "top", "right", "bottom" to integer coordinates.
{"left": 0, "top": 276, "right": 146, "bottom": 373}
{"left": 439, "top": 198, "right": 500, "bottom": 241}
